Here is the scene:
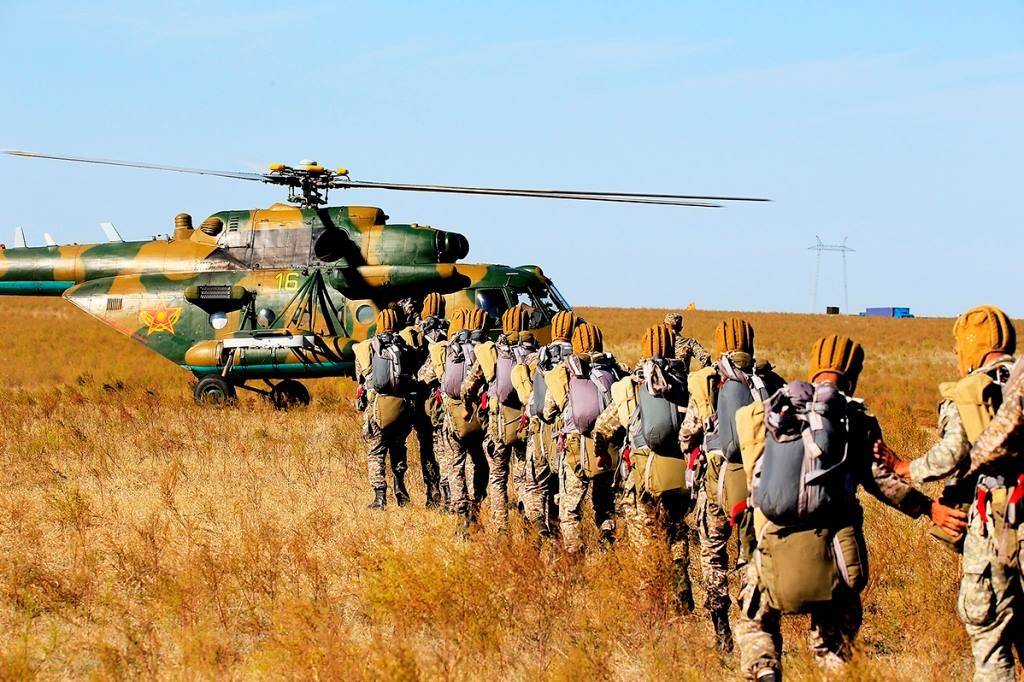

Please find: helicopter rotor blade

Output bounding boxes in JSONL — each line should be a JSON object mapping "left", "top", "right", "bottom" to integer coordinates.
{"left": 2, "top": 149, "right": 269, "bottom": 183}
{"left": 335, "top": 181, "right": 724, "bottom": 207}
{"left": 335, "top": 179, "right": 768, "bottom": 204}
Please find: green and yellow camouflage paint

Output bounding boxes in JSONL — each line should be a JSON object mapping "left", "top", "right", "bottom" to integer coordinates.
{"left": 0, "top": 203, "right": 569, "bottom": 388}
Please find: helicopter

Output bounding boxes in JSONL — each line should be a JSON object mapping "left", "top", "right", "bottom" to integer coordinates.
{"left": 0, "top": 149, "right": 768, "bottom": 406}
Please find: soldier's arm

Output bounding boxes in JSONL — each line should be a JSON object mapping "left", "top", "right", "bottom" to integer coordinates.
{"left": 689, "top": 338, "right": 712, "bottom": 369}
{"left": 541, "top": 385, "right": 562, "bottom": 423}
{"left": 592, "top": 400, "right": 625, "bottom": 453}
{"left": 855, "top": 413, "right": 932, "bottom": 517}
{"left": 460, "top": 360, "right": 485, "bottom": 403}
{"left": 908, "top": 401, "right": 970, "bottom": 485}
{"left": 678, "top": 394, "right": 704, "bottom": 452}
{"left": 969, "top": 360, "right": 1024, "bottom": 474}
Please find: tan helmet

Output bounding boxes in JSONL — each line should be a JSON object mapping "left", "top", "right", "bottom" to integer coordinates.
{"left": 714, "top": 318, "right": 755, "bottom": 356}
{"left": 550, "top": 310, "right": 580, "bottom": 342}
{"left": 466, "top": 307, "right": 489, "bottom": 332}
{"left": 421, "top": 292, "right": 445, "bottom": 319}
{"left": 640, "top": 324, "right": 673, "bottom": 359}
{"left": 572, "top": 322, "right": 604, "bottom": 355}
{"left": 809, "top": 335, "right": 865, "bottom": 389}
{"left": 376, "top": 309, "right": 399, "bottom": 334}
{"left": 501, "top": 304, "right": 531, "bottom": 335}
{"left": 953, "top": 305, "right": 1016, "bottom": 376}
{"left": 449, "top": 308, "right": 468, "bottom": 334}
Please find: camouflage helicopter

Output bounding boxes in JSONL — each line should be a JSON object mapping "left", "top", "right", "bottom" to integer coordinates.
{"left": 0, "top": 149, "right": 767, "bottom": 406}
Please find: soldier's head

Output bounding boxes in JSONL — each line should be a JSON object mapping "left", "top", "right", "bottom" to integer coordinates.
{"left": 640, "top": 324, "right": 673, "bottom": 360}
{"left": 809, "top": 334, "right": 865, "bottom": 394}
{"left": 501, "top": 304, "right": 531, "bottom": 343}
{"left": 572, "top": 322, "right": 604, "bottom": 355}
{"left": 399, "top": 297, "right": 419, "bottom": 322}
{"left": 664, "top": 312, "right": 683, "bottom": 335}
{"left": 421, "top": 292, "right": 445, "bottom": 320}
{"left": 953, "top": 305, "right": 1016, "bottom": 377}
{"left": 375, "top": 309, "right": 400, "bottom": 335}
{"left": 714, "top": 318, "right": 755, "bottom": 360}
{"left": 550, "top": 310, "right": 580, "bottom": 343}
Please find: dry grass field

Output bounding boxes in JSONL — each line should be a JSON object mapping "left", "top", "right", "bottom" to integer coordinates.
{"left": 0, "top": 298, "right": 1020, "bottom": 680}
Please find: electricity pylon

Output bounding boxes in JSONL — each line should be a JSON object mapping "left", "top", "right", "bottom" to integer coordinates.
{"left": 809, "top": 236, "right": 854, "bottom": 313}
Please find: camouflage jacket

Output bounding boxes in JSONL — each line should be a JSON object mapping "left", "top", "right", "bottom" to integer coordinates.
{"left": 673, "top": 335, "right": 712, "bottom": 374}
{"left": 969, "top": 358, "right": 1024, "bottom": 475}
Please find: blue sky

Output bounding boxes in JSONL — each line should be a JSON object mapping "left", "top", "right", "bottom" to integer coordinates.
{"left": 2, "top": 1, "right": 1021, "bottom": 316}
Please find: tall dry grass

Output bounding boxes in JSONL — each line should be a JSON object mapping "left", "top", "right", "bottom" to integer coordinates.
{"left": 0, "top": 299, "right": 1019, "bottom": 680}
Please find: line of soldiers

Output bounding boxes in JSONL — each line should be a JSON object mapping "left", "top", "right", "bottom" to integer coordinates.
{"left": 354, "top": 299, "right": 1022, "bottom": 681}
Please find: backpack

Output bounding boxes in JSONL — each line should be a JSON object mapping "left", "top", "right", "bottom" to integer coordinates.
{"left": 441, "top": 332, "right": 476, "bottom": 399}
{"left": 629, "top": 362, "right": 685, "bottom": 457}
{"left": 368, "top": 334, "right": 404, "bottom": 396}
{"left": 939, "top": 361, "right": 1011, "bottom": 444}
{"left": 752, "top": 381, "right": 856, "bottom": 526}
{"left": 530, "top": 341, "right": 571, "bottom": 417}
{"left": 561, "top": 354, "right": 621, "bottom": 478}
{"left": 493, "top": 343, "right": 531, "bottom": 407}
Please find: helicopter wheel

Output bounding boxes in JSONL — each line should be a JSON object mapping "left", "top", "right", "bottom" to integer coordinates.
{"left": 194, "top": 376, "right": 237, "bottom": 406}
{"left": 268, "top": 380, "right": 310, "bottom": 409}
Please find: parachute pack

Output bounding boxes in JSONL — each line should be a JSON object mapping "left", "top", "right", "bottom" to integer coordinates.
{"left": 478, "top": 340, "right": 534, "bottom": 445}
{"left": 752, "top": 381, "right": 855, "bottom": 527}
{"left": 442, "top": 333, "right": 477, "bottom": 399}
{"left": 560, "top": 354, "right": 620, "bottom": 478}
{"left": 369, "top": 334, "right": 404, "bottom": 396}
{"left": 618, "top": 361, "right": 688, "bottom": 496}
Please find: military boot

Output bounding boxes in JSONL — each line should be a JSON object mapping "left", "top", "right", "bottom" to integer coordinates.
{"left": 367, "top": 488, "right": 387, "bottom": 510}
{"left": 672, "top": 560, "right": 695, "bottom": 614}
{"left": 754, "top": 668, "right": 778, "bottom": 682}
{"left": 711, "top": 606, "right": 734, "bottom": 654}
{"left": 394, "top": 473, "right": 410, "bottom": 507}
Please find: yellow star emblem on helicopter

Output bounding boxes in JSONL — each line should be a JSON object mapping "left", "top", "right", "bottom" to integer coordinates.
{"left": 140, "top": 302, "right": 182, "bottom": 335}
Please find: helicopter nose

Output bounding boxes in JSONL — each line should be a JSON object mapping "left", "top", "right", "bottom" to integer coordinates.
{"left": 435, "top": 230, "right": 469, "bottom": 263}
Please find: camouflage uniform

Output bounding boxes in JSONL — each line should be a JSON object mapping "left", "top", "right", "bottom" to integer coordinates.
{"left": 970, "top": 358, "right": 1024, "bottom": 474}
{"left": 461, "top": 336, "right": 539, "bottom": 531}
{"left": 907, "top": 358, "right": 1021, "bottom": 682}
{"left": 665, "top": 312, "right": 712, "bottom": 376}
{"left": 356, "top": 335, "right": 415, "bottom": 504}
{"left": 592, "top": 362, "right": 695, "bottom": 604}
{"left": 441, "top": 333, "right": 490, "bottom": 522}
{"left": 678, "top": 358, "right": 785, "bottom": 621}
{"left": 524, "top": 340, "right": 575, "bottom": 533}
{"left": 411, "top": 317, "right": 451, "bottom": 509}
{"left": 542, "top": 352, "right": 626, "bottom": 552}
{"left": 735, "top": 386, "right": 932, "bottom": 678}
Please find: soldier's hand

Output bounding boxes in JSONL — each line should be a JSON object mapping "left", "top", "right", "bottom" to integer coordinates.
{"left": 930, "top": 501, "right": 968, "bottom": 535}
{"left": 873, "top": 440, "right": 910, "bottom": 478}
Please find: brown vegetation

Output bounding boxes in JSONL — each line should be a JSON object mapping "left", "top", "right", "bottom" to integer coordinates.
{"left": 0, "top": 299, "right": 1019, "bottom": 679}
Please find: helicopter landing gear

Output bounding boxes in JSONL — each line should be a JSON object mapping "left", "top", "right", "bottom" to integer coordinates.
{"left": 267, "top": 379, "right": 311, "bottom": 409}
{"left": 194, "top": 376, "right": 237, "bottom": 406}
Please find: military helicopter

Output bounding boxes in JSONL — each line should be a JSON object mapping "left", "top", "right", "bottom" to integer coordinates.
{"left": 0, "top": 149, "right": 767, "bottom": 406}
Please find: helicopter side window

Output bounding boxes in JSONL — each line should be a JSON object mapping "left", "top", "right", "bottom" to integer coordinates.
{"left": 528, "top": 284, "right": 569, "bottom": 319}
{"left": 474, "top": 288, "right": 508, "bottom": 322}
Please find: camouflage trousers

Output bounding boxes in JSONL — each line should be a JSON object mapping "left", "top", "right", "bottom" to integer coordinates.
{"left": 735, "top": 562, "right": 863, "bottom": 678}
{"left": 957, "top": 503, "right": 1023, "bottom": 682}
{"left": 696, "top": 482, "right": 733, "bottom": 612}
{"left": 483, "top": 437, "right": 527, "bottom": 531}
{"left": 444, "top": 428, "right": 489, "bottom": 517}
{"left": 363, "top": 412, "right": 411, "bottom": 492}
{"left": 557, "top": 460, "right": 615, "bottom": 553}
{"left": 522, "top": 419, "right": 557, "bottom": 531}
{"left": 621, "top": 484, "right": 693, "bottom": 587}
{"left": 411, "top": 398, "right": 442, "bottom": 492}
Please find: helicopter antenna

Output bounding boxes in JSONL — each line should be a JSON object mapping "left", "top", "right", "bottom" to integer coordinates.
{"left": 4, "top": 149, "right": 771, "bottom": 209}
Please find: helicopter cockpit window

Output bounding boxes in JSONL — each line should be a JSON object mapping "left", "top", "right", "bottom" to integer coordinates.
{"left": 528, "top": 284, "right": 570, "bottom": 319}
{"left": 474, "top": 288, "right": 508, "bottom": 321}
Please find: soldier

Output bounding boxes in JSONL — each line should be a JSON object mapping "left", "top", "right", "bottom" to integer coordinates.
{"left": 525, "top": 310, "right": 581, "bottom": 534}
{"left": 440, "top": 307, "right": 491, "bottom": 534}
{"left": 877, "top": 305, "right": 1017, "bottom": 681}
{"left": 664, "top": 312, "right": 712, "bottom": 375}
{"left": 461, "top": 305, "right": 539, "bottom": 532}
{"left": 399, "top": 293, "right": 448, "bottom": 509}
{"left": 735, "top": 335, "right": 963, "bottom": 681}
{"left": 354, "top": 309, "right": 416, "bottom": 509}
{"left": 677, "top": 318, "right": 785, "bottom": 652}
{"left": 969, "top": 357, "right": 1023, "bottom": 475}
{"left": 592, "top": 325, "right": 695, "bottom": 607}
{"left": 543, "top": 322, "right": 626, "bottom": 552}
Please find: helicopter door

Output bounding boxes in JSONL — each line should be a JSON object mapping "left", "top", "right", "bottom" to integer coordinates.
{"left": 249, "top": 217, "right": 313, "bottom": 269}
